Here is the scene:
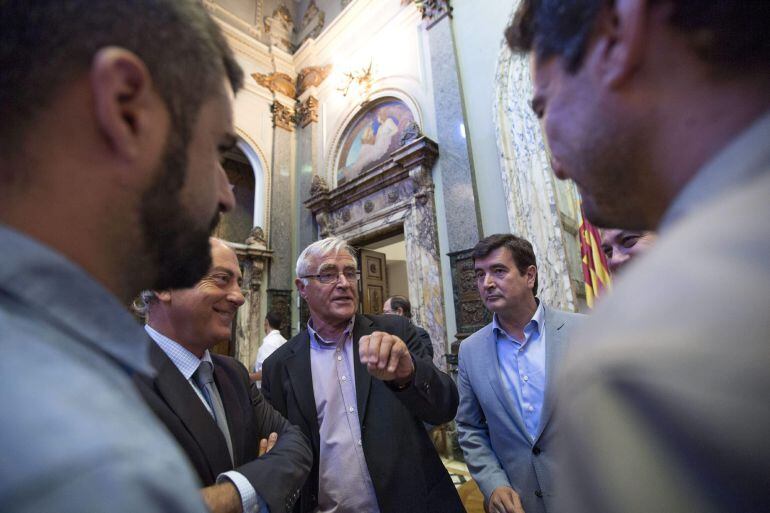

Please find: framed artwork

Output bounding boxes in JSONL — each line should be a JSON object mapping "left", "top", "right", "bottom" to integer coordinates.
{"left": 336, "top": 99, "right": 415, "bottom": 185}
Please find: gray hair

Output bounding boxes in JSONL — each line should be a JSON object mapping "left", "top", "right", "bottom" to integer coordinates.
{"left": 296, "top": 237, "right": 357, "bottom": 285}
{"left": 131, "top": 290, "right": 159, "bottom": 320}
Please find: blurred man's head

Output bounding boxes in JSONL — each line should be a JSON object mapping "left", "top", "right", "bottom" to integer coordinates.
{"left": 472, "top": 234, "right": 538, "bottom": 316}
{"left": 0, "top": 0, "right": 244, "bottom": 301}
{"left": 506, "top": 0, "right": 770, "bottom": 230}
{"left": 143, "top": 238, "right": 245, "bottom": 358}
{"left": 296, "top": 237, "right": 359, "bottom": 327}
{"left": 264, "top": 310, "right": 284, "bottom": 334}
{"left": 383, "top": 296, "right": 412, "bottom": 319}
{"left": 600, "top": 229, "right": 657, "bottom": 275}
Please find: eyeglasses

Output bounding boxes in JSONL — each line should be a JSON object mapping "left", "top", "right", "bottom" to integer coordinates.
{"left": 300, "top": 269, "right": 361, "bottom": 284}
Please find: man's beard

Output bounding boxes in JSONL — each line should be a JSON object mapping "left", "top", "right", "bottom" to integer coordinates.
{"left": 139, "top": 130, "right": 220, "bottom": 291}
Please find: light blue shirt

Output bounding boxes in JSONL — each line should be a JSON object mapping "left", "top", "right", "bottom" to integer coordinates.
{"left": 308, "top": 319, "right": 380, "bottom": 513}
{"left": 144, "top": 325, "right": 265, "bottom": 513}
{"left": 0, "top": 224, "right": 208, "bottom": 513}
{"left": 493, "top": 302, "right": 546, "bottom": 438}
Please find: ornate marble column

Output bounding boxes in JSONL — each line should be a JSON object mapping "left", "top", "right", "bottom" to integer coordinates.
{"left": 393, "top": 140, "right": 448, "bottom": 367}
{"left": 268, "top": 96, "right": 296, "bottom": 332}
{"left": 229, "top": 227, "right": 272, "bottom": 369}
{"left": 422, "top": 1, "right": 482, "bottom": 254}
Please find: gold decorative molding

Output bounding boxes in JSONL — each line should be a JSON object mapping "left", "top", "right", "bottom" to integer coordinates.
{"left": 270, "top": 101, "right": 295, "bottom": 132}
{"left": 251, "top": 71, "right": 296, "bottom": 98}
{"left": 296, "top": 64, "right": 333, "bottom": 96}
{"left": 405, "top": 0, "right": 453, "bottom": 25}
{"left": 296, "top": 96, "right": 319, "bottom": 128}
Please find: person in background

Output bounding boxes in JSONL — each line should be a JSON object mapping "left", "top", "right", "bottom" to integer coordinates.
{"left": 599, "top": 229, "right": 657, "bottom": 275}
{"left": 250, "top": 310, "right": 288, "bottom": 386}
{"left": 383, "top": 295, "right": 435, "bottom": 359}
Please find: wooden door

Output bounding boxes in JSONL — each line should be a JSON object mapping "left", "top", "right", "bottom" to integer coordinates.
{"left": 360, "top": 249, "right": 388, "bottom": 315}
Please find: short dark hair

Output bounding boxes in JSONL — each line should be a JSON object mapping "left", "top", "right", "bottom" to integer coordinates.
{"left": 388, "top": 295, "right": 412, "bottom": 319}
{"left": 265, "top": 310, "right": 284, "bottom": 331}
{"left": 472, "top": 234, "right": 539, "bottom": 295}
{"left": 506, "top": 0, "right": 770, "bottom": 73}
{"left": 0, "top": 0, "right": 244, "bottom": 172}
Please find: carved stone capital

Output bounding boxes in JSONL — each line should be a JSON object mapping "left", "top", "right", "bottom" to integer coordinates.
{"left": 296, "top": 96, "right": 319, "bottom": 128}
{"left": 245, "top": 226, "right": 267, "bottom": 248}
{"left": 297, "top": 65, "right": 332, "bottom": 96}
{"left": 249, "top": 259, "right": 266, "bottom": 292}
{"left": 271, "top": 101, "right": 295, "bottom": 132}
{"left": 252, "top": 72, "right": 296, "bottom": 98}
{"left": 407, "top": 0, "right": 453, "bottom": 24}
{"left": 315, "top": 211, "right": 336, "bottom": 238}
{"left": 309, "top": 174, "right": 329, "bottom": 196}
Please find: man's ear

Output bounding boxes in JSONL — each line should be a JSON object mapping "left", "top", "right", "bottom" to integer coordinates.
{"left": 156, "top": 290, "right": 172, "bottom": 303}
{"left": 591, "top": 0, "right": 648, "bottom": 88}
{"left": 90, "top": 47, "right": 164, "bottom": 164}
{"left": 526, "top": 265, "right": 537, "bottom": 288}
{"left": 295, "top": 278, "right": 306, "bottom": 298}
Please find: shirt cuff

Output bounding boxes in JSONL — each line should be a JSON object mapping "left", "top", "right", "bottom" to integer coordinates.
{"left": 217, "top": 470, "right": 266, "bottom": 513}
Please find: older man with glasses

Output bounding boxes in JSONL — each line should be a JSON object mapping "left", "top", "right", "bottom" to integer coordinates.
{"left": 261, "top": 236, "right": 464, "bottom": 513}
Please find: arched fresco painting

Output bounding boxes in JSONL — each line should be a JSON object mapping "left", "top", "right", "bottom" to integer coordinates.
{"left": 337, "top": 99, "right": 415, "bottom": 185}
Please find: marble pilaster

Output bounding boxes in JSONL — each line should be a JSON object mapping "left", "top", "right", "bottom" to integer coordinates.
{"left": 268, "top": 99, "right": 296, "bottom": 314}
{"left": 425, "top": 10, "right": 481, "bottom": 254}
{"left": 229, "top": 233, "right": 272, "bottom": 370}
{"left": 401, "top": 161, "right": 447, "bottom": 368}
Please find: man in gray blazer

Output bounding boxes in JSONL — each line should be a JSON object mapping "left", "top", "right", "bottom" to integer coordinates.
{"left": 457, "top": 234, "right": 583, "bottom": 513}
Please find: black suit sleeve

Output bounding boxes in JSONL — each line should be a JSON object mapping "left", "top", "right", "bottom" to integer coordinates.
{"left": 385, "top": 316, "right": 459, "bottom": 425}
{"left": 230, "top": 362, "right": 312, "bottom": 513}
{"left": 416, "top": 326, "right": 435, "bottom": 359}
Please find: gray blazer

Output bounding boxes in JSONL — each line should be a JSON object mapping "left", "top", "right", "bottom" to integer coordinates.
{"left": 456, "top": 305, "right": 583, "bottom": 513}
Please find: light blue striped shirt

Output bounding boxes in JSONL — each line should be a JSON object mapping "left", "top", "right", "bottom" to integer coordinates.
{"left": 493, "top": 302, "right": 546, "bottom": 439}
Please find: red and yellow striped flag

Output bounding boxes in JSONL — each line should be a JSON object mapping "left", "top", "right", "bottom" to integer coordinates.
{"left": 579, "top": 206, "right": 612, "bottom": 308}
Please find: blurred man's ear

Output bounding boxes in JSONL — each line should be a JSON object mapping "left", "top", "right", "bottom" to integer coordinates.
{"left": 156, "top": 290, "right": 172, "bottom": 303}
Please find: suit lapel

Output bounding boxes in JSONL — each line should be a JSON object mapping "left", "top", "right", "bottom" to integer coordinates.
{"left": 285, "top": 332, "right": 320, "bottom": 438}
{"left": 213, "top": 363, "right": 242, "bottom": 466}
{"left": 149, "top": 344, "right": 232, "bottom": 476}
{"left": 351, "top": 314, "right": 374, "bottom": 427}
{"left": 483, "top": 325, "right": 530, "bottom": 439}
{"left": 535, "top": 306, "right": 568, "bottom": 442}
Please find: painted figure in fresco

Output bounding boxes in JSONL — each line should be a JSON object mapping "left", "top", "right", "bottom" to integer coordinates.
{"left": 340, "top": 106, "right": 402, "bottom": 183}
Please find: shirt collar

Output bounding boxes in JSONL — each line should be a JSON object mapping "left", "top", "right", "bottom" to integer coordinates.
{"left": 660, "top": 110, "right": 770, "bottom": 231}
{"left": 0, "top": 224, "right": 155, "bottom": 376}
{"left": 145, "top": 324, "right": 212, "bottom": 380}
{"left": 307, "top": 317, "right": 355, "bottom": 349}
{"left": 492, "top": 300, "right": 543, "bottom": 345}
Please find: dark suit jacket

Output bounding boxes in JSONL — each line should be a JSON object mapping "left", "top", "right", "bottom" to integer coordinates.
{"left": 134, "top": 342, "right": 313, "bottom": 513}
{"left": 262, "top": 314, "right": 465, "bottom": 513}
{"left": 414, "top": 324, "right": 435, "bottom": 359}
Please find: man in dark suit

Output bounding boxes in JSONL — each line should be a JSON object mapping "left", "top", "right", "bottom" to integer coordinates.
{"left": 383, "top": 295, "right": 435, "bottom": 359}
{"left": 262, "top": 237, "right": 464, "bottom": 513}
{"left": 134, "top": 238, "right": 312, "bottom": 513}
